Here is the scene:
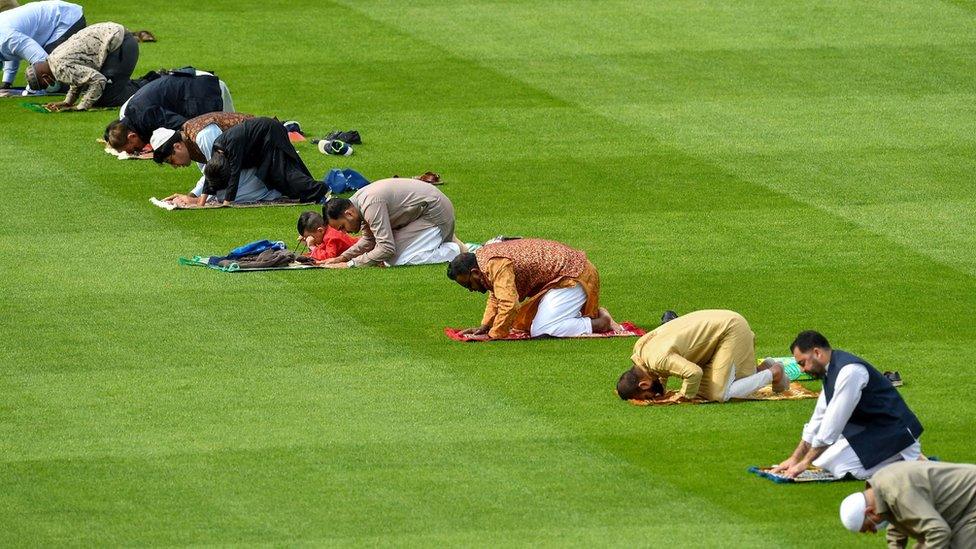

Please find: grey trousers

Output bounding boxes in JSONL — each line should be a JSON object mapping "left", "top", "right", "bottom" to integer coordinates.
{"left": 95, "top": 33, "right": 140, "bottom": 107}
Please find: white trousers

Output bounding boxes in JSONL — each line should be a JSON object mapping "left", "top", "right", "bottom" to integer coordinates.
{"left": 723, "top": 368, "right": 773, "bottom": 401}
{"left": 530, "top": 285, "right": 593, "bottom": 338}
{"left": 814, "top": 436, "right": 922, "bottom": 480}
{"left": 218, "top": 80, "right": 234, "bottom": 112}
{"left": 388, "top": 226, "right": 460, "bottom": 266}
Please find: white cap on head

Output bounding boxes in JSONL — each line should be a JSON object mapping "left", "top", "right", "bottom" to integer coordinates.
{"left": 149, "top": 127, "right": 176, "bottom": 151}
{"left": 840, "top": 492, "right": 867, "bottom": 532}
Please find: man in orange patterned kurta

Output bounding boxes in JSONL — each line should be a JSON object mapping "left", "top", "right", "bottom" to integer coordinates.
{"left": 447, "top": 238, "right": 619, "bottom": 339}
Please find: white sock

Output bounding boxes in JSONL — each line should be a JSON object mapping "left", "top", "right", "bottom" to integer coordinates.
{"left": 725, "top": 369, "right": 774, "bottom": 400}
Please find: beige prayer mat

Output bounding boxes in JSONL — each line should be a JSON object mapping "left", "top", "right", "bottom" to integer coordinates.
{"left": 628, "top": 382, "right": 818, "bottom": 406}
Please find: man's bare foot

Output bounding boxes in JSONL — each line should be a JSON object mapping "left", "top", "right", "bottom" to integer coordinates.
{"left": 770, "top": 363, "right": 790, "bottom": 393}
{"left": 452, "top": 236, "right": 469, "bottom": 254}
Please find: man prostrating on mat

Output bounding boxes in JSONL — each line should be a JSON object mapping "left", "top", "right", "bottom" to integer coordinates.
{"left": 200, "top": 117, "right": 326, "bottom": 205}
{"left": 104, "top": 67, "right": 234, "bottom": 154}
{"left": 616, "top": 309, "right": 789, "bottom": 404}
{"left": 321, "top": 178, "right": 464, "bottom": 268}
{"left": 26, "top": 22, "right": 141, "bottom": 110}
{"left": 447, "top": 238, "right": 619, "bottom": 340}
{"left": 770, "top": 330, "right": 924, "bottom": 480}
{"left": 151, "top": 111, "right": 262, "bottom": 206}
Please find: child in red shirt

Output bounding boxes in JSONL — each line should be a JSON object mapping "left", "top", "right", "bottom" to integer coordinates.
{"left": 297, "top": 211, "right": 358, "bottom": 262}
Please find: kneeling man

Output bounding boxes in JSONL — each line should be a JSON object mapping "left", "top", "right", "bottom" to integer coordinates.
{"left": 616, "top": 309, "right": 789, "bottom": 403}
{"left": 771, "top": 330, "right": 923, "bottom": 480}
{"left": 447, "top": 238, "right": 617, "bottom": 340}
{"left": 152, "top": 111, "right": 261, "bottom": 206}
{"left": 322, "top": 178, "right": 462, "bottom": 268}
{"left": 27, "top": 22, "right": 139, "bottom": 110}
{"left": 202, "top": 117, "right": 326, "bottom": 204}
{"left": 839, "top": 460, "right": 976, "bottom": 547}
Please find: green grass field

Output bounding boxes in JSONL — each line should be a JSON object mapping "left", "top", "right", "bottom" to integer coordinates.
{"left": 3, "top": 0, "right": 975, "bottom": 546}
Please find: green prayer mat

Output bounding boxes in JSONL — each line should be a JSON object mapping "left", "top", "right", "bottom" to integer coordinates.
{"left": 20, "top": 101, "right": 115, "bottom": 113}
{"left": 762, "top": 357, "right": 816, "bottom": 381}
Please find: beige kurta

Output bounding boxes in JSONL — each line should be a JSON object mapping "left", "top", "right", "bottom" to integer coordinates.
{"left": 630, "top": 309, "right": 757, "bottom": 400}
{"left": 339, "top": 178, "right": 456, "bottom": 267}
{"left": 868, "top": 461, "right": 976, "bottom": 549}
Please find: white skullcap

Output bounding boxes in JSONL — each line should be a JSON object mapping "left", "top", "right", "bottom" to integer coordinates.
{"left": 839, "top": 492, "right": 867, "bottom": 532}
{"left": 149, "top": 127, "right": 177, "bottom": 151}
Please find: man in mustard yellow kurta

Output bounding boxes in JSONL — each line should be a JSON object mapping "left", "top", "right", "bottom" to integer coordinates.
{"left": 447, "top": 238, "right": 617, "bottom": 339}
{"left": 616, "top": 309, "right": 789, "bottom": 402}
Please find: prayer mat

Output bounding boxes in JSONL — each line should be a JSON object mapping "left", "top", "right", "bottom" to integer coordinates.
{"left": 444, "top": 322, "right": 646, "bottom": 342}
{"left": 747, "top": 466, "right": 847, "bottom": 484}
{"left": 20, "top": 101, "right": 113, "bottom": 113}
{"left": 99, "top": 139, "right": 153, "bottom": 160}
{"left": 627, "top": 382, "right": 818, "bottom": 406}
{"left": 151, "top": 197, "right": 317, "bottom": 210}
{"left": 178, "top": 256, "right": 323, "bottom": 272}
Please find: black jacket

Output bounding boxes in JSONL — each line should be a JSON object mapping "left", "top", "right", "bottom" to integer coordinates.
{"left": 208, "top": 117, "right": 325, "bottom": 203}
{"left": 120, "top": 68, "right": 224, "bottom": 141}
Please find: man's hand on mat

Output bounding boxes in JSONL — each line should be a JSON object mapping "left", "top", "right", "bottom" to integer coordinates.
{"left": 164, "top": 194, "right": 196, "bottom": 206}
{"left": 784, "top": 460, "right": 812, "bottom": 479}
{"left": 323, "top": 261, "right": 350, "bottom": 269}
{"left": 460, "top": 324, "right": 490, "bottom": 337}
{"left": 666, "top": 393, "right": 693, "bottom": 404}
{"left": 44, "top": 101, "right": 71, "bottom": 112}
{"left": 320, "top": 257, "right": 345, "bottom": 265}
{"left": 770, "top": 458, "right": 798, "bottom": 475}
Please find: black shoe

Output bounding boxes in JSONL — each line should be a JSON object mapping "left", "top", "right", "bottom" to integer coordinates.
{"left": 325, "top": 130, "right": 361, "bottom": 144}
{"left": 883, "top": 371, "right": 903, "bottom": 387}
{"left": 660, "top": 310, "right": 679, "bottom": 325}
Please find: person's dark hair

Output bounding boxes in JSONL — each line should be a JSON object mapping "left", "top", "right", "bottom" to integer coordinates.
{"left": 616, "top": 367, "right": 641, "bottom": 400}
{"left": 105, "top": 119, "right": 129, "bottom": 150}
{"left": 323, "top": 197, "right": 353, "bottom": 220}
{"left": 297, "top": 211, "right": 326, "bottom": 234}
{"left": 447, "top": 253, "right": 478, "bottom": 280}
{"left": 790, "top": 330, "right": 831, "bottom": 353}
{"left": 203, "top": 149, "right": 230, "bottom": 191}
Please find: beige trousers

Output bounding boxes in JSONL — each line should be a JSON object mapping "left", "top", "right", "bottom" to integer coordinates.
{"left": 697, "top": 318, "right": 757, "bottom": 401}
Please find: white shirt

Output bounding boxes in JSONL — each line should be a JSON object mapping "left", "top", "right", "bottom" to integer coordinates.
{"left": 802, "top": 362, "right": 869, "bottom": 448}
{"left": 0, "top": 1, "right": 84, "bottom": 84}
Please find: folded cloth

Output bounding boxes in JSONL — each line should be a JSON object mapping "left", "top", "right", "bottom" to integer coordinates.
{"left": 747, "top": 466, "right": 846, "bottom": 484}
{"left": 150, "top": 197, "right": 317, "bottom": 210}
{"left": 445, "top": 322, "right": 646, "bottom": 342}
{"left": 627, "top": 382, "right": 818, "bottom": 406}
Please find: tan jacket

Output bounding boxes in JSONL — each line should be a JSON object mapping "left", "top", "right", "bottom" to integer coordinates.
{"left": 340, "top": 178, "right": 456, "bottom": 267}
{"left": 631, "top": 309, "right": 748, "bottom": 398}
{"left": 868, "top": 461, "right": 976, "bottom": 549}
{"left": 476, "top": 239, "right": 600, "bottom": 339}
{"left": 47, "top": 22, "right": 124, "bottom": 109}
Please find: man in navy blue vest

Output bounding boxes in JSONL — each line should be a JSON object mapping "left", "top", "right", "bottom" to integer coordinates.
{"left": 771, "top": 330, "right": 924, "bottom": 480}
